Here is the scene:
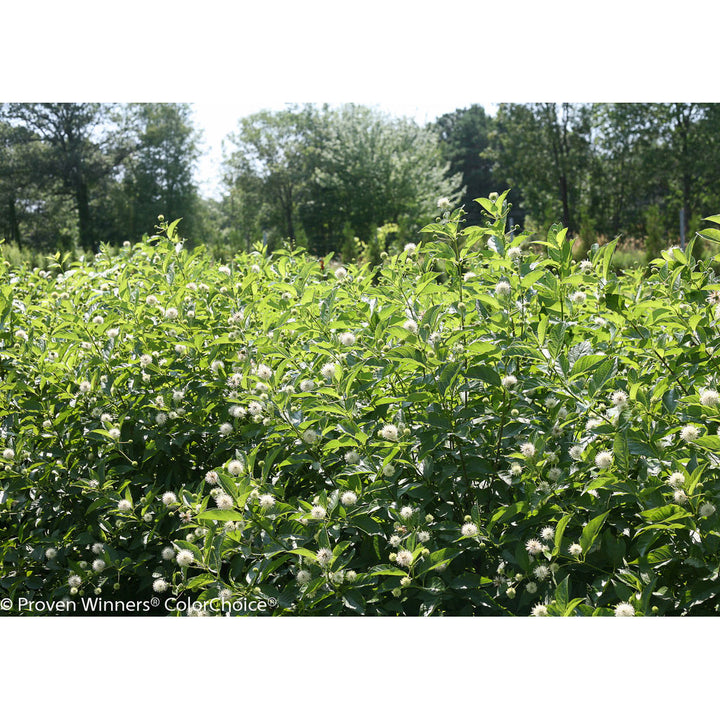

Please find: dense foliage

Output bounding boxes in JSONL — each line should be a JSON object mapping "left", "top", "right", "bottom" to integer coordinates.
{"left": 3, "top": 196, "right": 720, "bottom": 616}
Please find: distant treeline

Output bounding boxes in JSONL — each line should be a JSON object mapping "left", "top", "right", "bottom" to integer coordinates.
{"left": 2, "top": 102, "right": 719, "bottom": 261}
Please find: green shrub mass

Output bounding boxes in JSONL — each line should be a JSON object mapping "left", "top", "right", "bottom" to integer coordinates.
{"left": 3, "top": 198, "right": 720, "bottom": 617}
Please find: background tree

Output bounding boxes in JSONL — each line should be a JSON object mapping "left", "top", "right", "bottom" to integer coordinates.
{"left": 2, "top": 103, "right": 133, "bottom": 252}
{"left": 222, "top": 107, "right": 312, "bottom": 249}
{"left": 115, "top": 103, "right": 202, "bottom": 241}
{"left": 434, "top": 104, "right": 497, "bottom": 226}
{"left": 301, "top": 104, "right": 461, "bottom": 257}
{"left": 489, "top": 103, "right": 593, "bottom": 235}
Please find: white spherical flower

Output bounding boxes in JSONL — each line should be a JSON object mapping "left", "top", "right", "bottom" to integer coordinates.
{"left": 344, "top": 450, "right": 360, "bottom": 464}
{"left": 296, "top": 569, "right": 311, "bottom": 585}
{"left": 227, "top": 460, "right": 244, "bottom": 476}
{"left": 508, "top": 246, "right": 522, "bottom": 261}
{"left": 403, "top": 319, "right": 418, "bottom": 333}
{"left": 205, "top": 471, "right": 219, "bottom": 485}
{"left": 320, "top": 362, "right": 336, "bottom": 379}
{"left": 533, "top": 564, "right": 550, "bottom": 581}
{"left": 667, "top": 472, "right": 685, "bottom": 488}
{"left": 92, "top": 559, "right": 106, "bottom": 573}
{"left": 595, "top": 451, "right": 613, "bottom": 469}
{"left": 162, "top": 491, "right": 177, "bottom": 506}
{"left": 461, "top": 522, "right": 479, "bottom": 537}
{"left": 299, "top": 379, "right": 315, "bottom": 392}
{"left": 117, "top": 499, "right": 132, "bottom": 512}
{"left": 580, "top": 259, "right": 593, "bottom": 272}
{"left": 700, "top": 389, "right": 720, "bottom": 407}
{"left": 146, "top": 294, "right": 158, "bottom": 306}
{"left": 258, "top": 494, "right": 275, "bottom": 509}
{"left": 614, "top": 602, "right": 635, "bottom": 617}
{"left": 256, "top": 363, "right": 273, "bottom": 380}
{"left": 541, "top": 527, "right": 555, "bottom": 542}
{"left": 495, "top": 280, "right": 512, "bottom": 297}
{"left": 316, "top": 548, "right": 333, "bottom": 566}
{"left": 79, "top": 380, "right": 92, "bottom": 393}
{"left": 382, "top": 464, "right": 395, "bottom": 477}
{"left": 399, "top": 506, "right": 413, "bottom": 520}
{"left": 341, "top": 491, "right": 358, "bottom": 506}
{"left": 674, "top": 489, "right": 688, "bottom": 504}
{"left": 525, "top": 539, "right": 543, "bottom": 555}
{"left": 108, "top": 427, "right": 121, "bottom": 440}
{"left": 2, "top": 448, "right": 15, "bottom": 461}
{"left": 15, "top": 329, "right": 28, "bottom": 341}
{"left": 569, "top": 445, "right": 583, "bottom": 461}
{"left": 404, "top": 242, "right": 417, "bottom": 254}
{"left": 338, "top": 331, "right": 356, "bottom": 347}
{"left": 91, "top": 543, "right": 104, "bottom": 555}
{"left": 219, "top": 422, "right": 233, "bottom": 437}
{"left": 611, "top": 390, "right": 628, "bottom": 407}
{"left": 700, "top": 502, "right": 716, "bottom": 517}
{"left": 218, "top": 265, "right": 232, "bottom": 276}
{"left": 526, "top": 581, "right": 538, "bottom": 594}
{"left": 680, "top": 425, "right": 700, "bottom": 442}
{"left": 396, "top": 549, "right": 414, "bottom": 568}
{"left": 311, "top": 505, "right": 327, "bottom": 520}
{"left": 176, "top": 549, "right": 194, "bottom": 567}
{"left": 437, "top": 197, "right": 451, "bottom": 210}
{"left": 248, "top": 401, "right": 263, "bottom": 417}
{"left": 570, "top": 291, "right": 586, "bottom": 304}
{"left": 547, "top": 467, "right": 562, "bottom": 482}
{"left": 531, "top": 603, "right": 549, "bottom": 616}
{"left": 334, "top": 267, "right": 348, "bottom": 280}
{"left": 215, "top": 493, "right": 234, "bottom": 510}
{"left": 106, "top": 328, "right": 119, "bottom": 339}
{"left": 164, "top": 307, "right": 179, "bottom": 321}
{"left": 92, "top": 315, "right": 103, "bottom": 324}
{"left": 229, "top": 405, "right": 246, "bottom": 418}
{"left": 302, "top": 428, "right": 318, "bottom": 444}
{"left": 153, "top": 578, "right": 169, "bottom": 593}
{"left": 161, "top": 546, "right": 175, "bottom": 561}
{"left": 569, "top": 543, "right": 583, "bottom": 557}
{"left": 211, "top": 359, "right": 225, "bottom": 374}
{"left": 520, "top": 442, "right": 536, "bottom": 458}
{"left": 502, "top": 375, "right": 517, "bottom": 389}
{"left": 156, "top": 412, "right": 168, "bottom": 426}
{"left": 45, "top": 548, "right": 57, "bottom": 560}
{"left": 380, "top": 424, "right": 399, "bottom": 442}
{"left": 509, "top": 462, "right": 522, "bottom": 476}
{"left": 388, "top": 534, "right": 402, "bottom": 547}
{"left": 68, "top": 574, "right": 82, "bottom": 588}
{"left": 140, "top": 354, "right": 152, "bottom": 368}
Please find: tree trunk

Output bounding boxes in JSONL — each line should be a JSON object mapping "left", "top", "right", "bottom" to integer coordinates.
{"left": 8, "top": 195, "right": 21, "bottom": 248}
{"left": 76, "top": 178, "right": 96, "bottom": 252}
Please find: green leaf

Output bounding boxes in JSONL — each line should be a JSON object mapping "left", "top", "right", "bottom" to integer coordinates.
{"left": 693, "top": 434, "right": 720, "bottom": 452}
{"left": 580, "top": 511, "right": 610, "bottom": 554}
{"left": 196, "top": 509, "right": 246, "bottom": 522}
{"left": 555, "top": 575, "right": 569, "bottom": 612}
